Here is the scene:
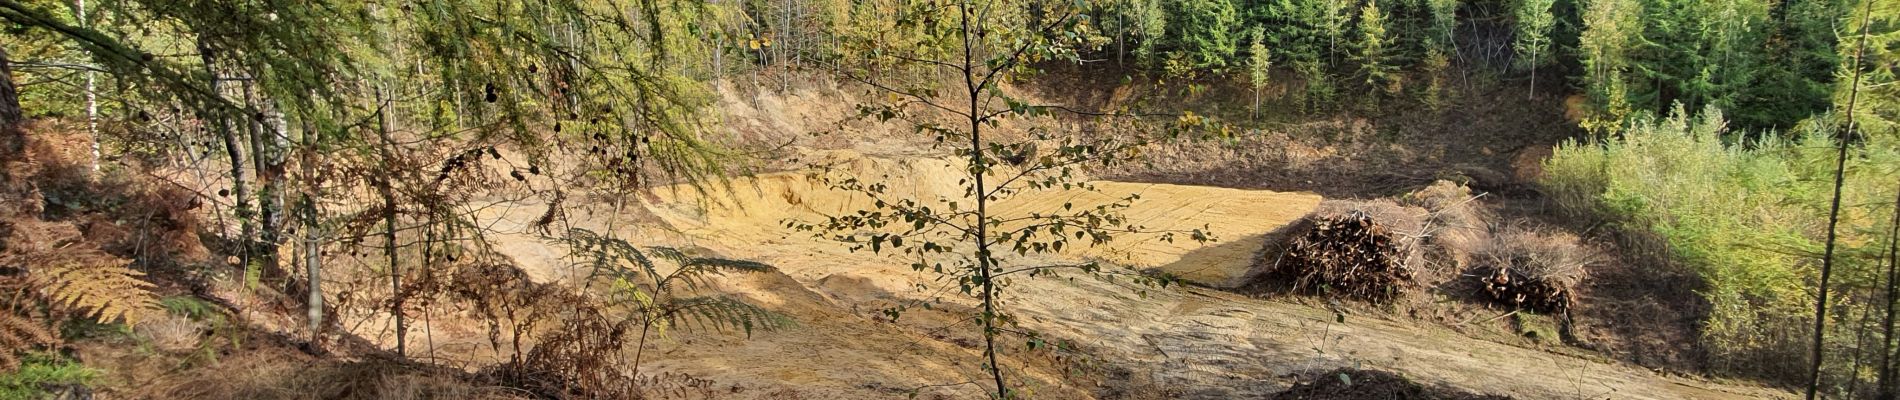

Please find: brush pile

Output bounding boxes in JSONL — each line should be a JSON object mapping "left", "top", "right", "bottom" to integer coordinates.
{"left": 1473, "top": 228, "right": 1594, "bottom": 313}
{"left": 1271, "top": 200, "right": 1425, "bottom": 303}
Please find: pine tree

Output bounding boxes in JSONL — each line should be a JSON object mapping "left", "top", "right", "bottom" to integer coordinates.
{"left": 1831, "top": 0, "right": 1898, "bottom": 136}
{"left": 1164, "top": 0, "right": 1240, "bottom": 69}
{"left": 1513, "top": 0, "right": 1556, "bottom": 99}
{"left": 1577, "top": 0, "right": 1641, "bottom": 132}
{"left": 1321, "top": 0, "right": 1352, "bottom": 68}
{"left": 1421, "top": 0, "right": 1459, "bottom": 109}
{"left": 1248, "top": 28, "right": 1273, "bottom": 119}
{"left": 1353, "top": 0, "right": 1398, "bottom": 105}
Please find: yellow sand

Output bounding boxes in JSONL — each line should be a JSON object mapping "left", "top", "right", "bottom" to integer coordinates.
{"left": 642, "top": 150, "right": 1322, "bottom": 287}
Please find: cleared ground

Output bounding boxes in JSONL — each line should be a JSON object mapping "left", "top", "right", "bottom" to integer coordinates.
{"left": 462, "top": 150, "right": 1790, "bottom": 399}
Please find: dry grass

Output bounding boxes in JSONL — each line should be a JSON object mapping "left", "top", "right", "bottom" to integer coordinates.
{"left": 1404, "top": 180, "right": 1492, "bottom": 273}
{"left": 133, "top": 313, "right": 203, "bottom": 353}
{"left": 132, "top": 344, "right": 534, "bottom": 400}
{"left": 1470, "top": 227, "right": 1598, "bottom": 313}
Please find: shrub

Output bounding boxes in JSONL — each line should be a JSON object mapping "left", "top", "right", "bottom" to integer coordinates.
{"left": 1541, "top": 104, "right": 1900, "bottom": 386}
{"left": 0, "top": 353, "right": 97, "bottom": 399}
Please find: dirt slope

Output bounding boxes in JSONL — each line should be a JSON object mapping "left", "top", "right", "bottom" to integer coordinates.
{"left": 643, "top": 150, "right": 1321, "bottom": 288}
{"left": 474, "top": 150, "right": 1789, "bottom": 399}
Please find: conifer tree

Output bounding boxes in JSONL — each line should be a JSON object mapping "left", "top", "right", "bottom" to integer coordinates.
{"left": 1165, "top": 0, "right": 1239, "bottom": 69}
{"left": 1831, "top": 0, "right": 1898, "bottom": 135}
{"left": 1248, "top": 28, "right": 1272, "bottom": 119}
{"left": 1576, "top": 0, "right": 1641, "bottom": 132}
{"left": 1134, "top": 0, "right": 1169, "bottom": 67}
{"left": 1321, "top": 0, "right": 1352, "bottom": 67}
{"left": 1421, "top": 0, "right": 1459, "bottom": 108}
{"left": 1352, "top": 0, "right": 1398, "bottom": 105}
{"left": 1513, "top": 0, "right": 1556, "bottom": 99}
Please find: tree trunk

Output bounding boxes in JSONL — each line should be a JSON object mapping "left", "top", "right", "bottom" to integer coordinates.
{"left": 76, "top": 0, "right": 96, "bottom": 173}
{"left": 1528, "top": 51, "right": 1537, "bottom": 100}
{"left": 198, "top": 40, "right": 254, "bottom": 281}
{"left": 242, "top": 83, "right": 282, "bottom": 279}
{"left": 958, "top": 4, "right": 1005, "bottom": 397}
{"left": 1253, "top": 87, "right": 1261, "bottom": 121}
{"left": 300, "top": 119, "right": 324, "bottom": 347}
{"left": 1877, "top": 181, "right": 1900, "bottom": 399}
{"left": 1810, "top": 2, "right": 1877, "bottom": 398}
{"left": 373, "top": 91, "right": 405, "bottom": 357}
{"left": 1, "top": 44, "right": 23, "bottom": 158}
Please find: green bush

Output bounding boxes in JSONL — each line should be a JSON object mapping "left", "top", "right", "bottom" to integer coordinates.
{"left": 0, "top": 353, "right": 98, "bottom": 399}
{"left": 1543, "top": 104, "right": 1900, "bottom": 387}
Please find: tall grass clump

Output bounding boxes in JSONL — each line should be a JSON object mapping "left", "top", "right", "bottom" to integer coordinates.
{"left": 1542, "top": 104, "right": 1900, "bottom": 390}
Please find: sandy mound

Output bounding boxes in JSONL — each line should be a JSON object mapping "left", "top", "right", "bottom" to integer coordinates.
{"left": 642, "top": 150, "right": 1323, "bottom": 288}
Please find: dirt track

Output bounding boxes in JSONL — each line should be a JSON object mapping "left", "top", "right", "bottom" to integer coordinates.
{"left": 474, "top": 150, "right": 1789, "bottom": 399}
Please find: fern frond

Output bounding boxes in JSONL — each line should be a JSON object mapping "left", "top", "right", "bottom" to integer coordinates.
{"left": 0, "top": 311, "right": 57, "bottom": 371}
{"left": 37, "top": 257, "right": 159, "bottom": 325}
{"left": 559, "top": 228, "right": 660, "bottom": 283}
{"left": 680, "top": 257, "right": 774, "bottom": 273}
{"left": 660, "top": 296, "right": 791, "bottom": 337}
{"left": 5, "top": 221, "right": 160, "bottom": 326}
{"left": 659, "top": 256, "right": 776, "bottom": 292}
{"left": 646, "top": 246, "right": 691, "bottom": 265}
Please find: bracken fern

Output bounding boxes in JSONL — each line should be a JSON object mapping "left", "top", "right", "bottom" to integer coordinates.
{"left": 4, "top": 219, "right": 159, "bottom": 326}
{"left": 557, "top": 228, "right": 788, "bottom": 335}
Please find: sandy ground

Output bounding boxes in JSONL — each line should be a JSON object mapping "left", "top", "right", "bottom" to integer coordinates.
{"left": 453, "top": 149, "right": 1792, "bottom": 399}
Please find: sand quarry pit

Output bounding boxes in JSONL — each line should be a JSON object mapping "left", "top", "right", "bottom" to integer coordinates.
{"left": 471, "top": 151, "right": 1786, "bottom": 399}
{"left": 643, "top": 151, "right": 1321, "bottom": 288}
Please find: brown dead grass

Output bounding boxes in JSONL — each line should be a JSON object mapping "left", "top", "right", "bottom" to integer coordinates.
{"left": 129, "top": 346, "right": 532, "bottom": 400}
{"left": 1404, "top": 180, "right": 1492, "bottom": 275}
{"left": 1470, "top": 227, "right": 1598, "bottom": 313}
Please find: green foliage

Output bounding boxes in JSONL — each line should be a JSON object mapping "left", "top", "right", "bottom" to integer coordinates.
{"left": 1542, "top": 105, "right": 1900, "bottom": 387}
{"left": 157, "top": 296, "right": 226, "bottom": 328}
{"left": 1352, "top": 0, "right": 1398, "bottom": 101}
{"left": 1749, "top": 0, "right": 1848, "bottom": 131}
{"left": 1248, "top": 28, "right": 1272, "bottom": 88}
{"left": 1512, "top": 0, "right": 1556, "bottom": 72}
{"left": 1828, "top": 0, "right": 1900, "bottom": 136}
{"left": 1133, "top": 0, "right": 1170, "bottom": 66}
{"left": 1247, "top": 28, "right": 1272, "bottom": 116}
{"left": 1163, "top": 0, "right": 1240, "bottom": 69}
{"left": 1320, "top": 0, "right": 1352, "bottom": 65}
{"left": 1296, "top": 59, "right": 1337, "bottom": 112}
{"left": 1576, "top": 0, "right": 1642, "bottom": 132}
{"left": 1425, "top": 0, "right": 1460, "bottom": 48}
{"left": 0, "top": 353, "right": 96, "bottom": 400}
{"left": 1418, "top": 0, "right": 1458, "bottom": 108}
{"left": 1574, "top": 0, "right": 1805, "bottom": 130}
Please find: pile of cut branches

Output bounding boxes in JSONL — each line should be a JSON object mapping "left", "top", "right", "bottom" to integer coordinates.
{"left": 1472, "top": 228, "right": 1594, "bottom": 313}
{"left": 1271, "top": 200, "right": 1424, "bottom": 303}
